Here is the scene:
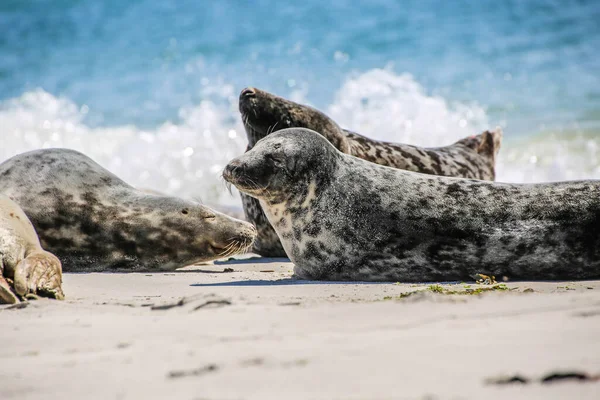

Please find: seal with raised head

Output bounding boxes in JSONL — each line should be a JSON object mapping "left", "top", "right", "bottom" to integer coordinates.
{"left": 0, "top": 194, "right": 64, "bottom": 304}
{"left": 238, "top": 86, "right": 503, "bottom": 257}
{"left": 223, "top": 128, "right": 600, "bottom": 282}
{"left": 0, "top": 149, "right": 257, "bottom": 272}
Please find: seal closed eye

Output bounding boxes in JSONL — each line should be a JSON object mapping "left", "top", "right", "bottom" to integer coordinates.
{"left": 224, "top": 127, "right": 600, "bottom": 282}
{"left": 238, "top": 87, "right": 503, "bottom": 257}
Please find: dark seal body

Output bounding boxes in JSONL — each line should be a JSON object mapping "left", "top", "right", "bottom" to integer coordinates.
{"left": 238, "top": 87, "right": 502, "bottom": 256}
{"left": 224, "top": 128, "right": 600, "bottom": 282}
{"left": 0, "top": 149, "right": 256, "bottom": 272}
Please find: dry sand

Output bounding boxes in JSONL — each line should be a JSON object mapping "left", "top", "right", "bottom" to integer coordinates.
{"left": 1, "top": 256, "right": 599, "bottom": 400}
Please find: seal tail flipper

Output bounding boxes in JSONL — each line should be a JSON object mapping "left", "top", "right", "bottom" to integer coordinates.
{"left": 475, "top": 127, "right": 503, "bottom": 181}
{"left": 13, "top": 251, "right": 64, "bottom": 300}
{"left": 453, "top": 127, "right": 503, "bottom": 156}
{"left": 477, "top": 126, "right": 503, "bottom": 159}
{"left": 452, "top": 127, "right": 503, "bottom": 180}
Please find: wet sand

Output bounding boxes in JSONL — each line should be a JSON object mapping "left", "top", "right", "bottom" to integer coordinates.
{"left": 1, "top": 257, "right": 599, "bottom": 400}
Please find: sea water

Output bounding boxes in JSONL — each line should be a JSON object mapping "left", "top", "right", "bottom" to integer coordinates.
{"left": 1, "top": 0, "right": 599, "bottom": 208}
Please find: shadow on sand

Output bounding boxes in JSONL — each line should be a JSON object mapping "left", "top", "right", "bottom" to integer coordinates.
{"left": 190, "top": 279, "right": 391, "bottom": 287}
{"left": 213, "top": 256, "right": 291, "bottom": 265}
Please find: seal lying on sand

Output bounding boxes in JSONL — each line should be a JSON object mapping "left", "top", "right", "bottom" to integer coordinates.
{"left": 224, "top": 128, "right": 600, "bottom": 282}
{"left": 0, "top": 149, "right": 256, "bottom": 272}
{"left": 0, "top": 194, "right": 64, "bottom": 304}
{"left": 238, "top": 87, "right": 503, "bottom": 256}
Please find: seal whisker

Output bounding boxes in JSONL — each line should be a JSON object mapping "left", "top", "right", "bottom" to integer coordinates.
{"left": 237, "top": 241, "right": 248, "bottom": 255}
{"left": 219, "top": 248, "right": 234, "bottom": 258}
{"left": 218, "top": 171, "right": 235, "bottom": 195}
{"left": 224, "top": 181, "right": 233, "bottom": 195}
{"left": 228, "top": 243, "right": 240, "bottom": 257}
{"left": 223, "top": 240, "right": 237, "bottom": 251}
{"left": 240, "top": 239, "right": 254, "bottom": 254}
{"left": 240, "top": 176, "right": 274, "bottom": 198}
{"left": 221, "top": 241, "right": 242, "bottom": 258}
{"left": 218, "top": 242, "right": 236, "bottom": 257}
{"left": 266, "top": 121, "right": 280, "bottom": 135}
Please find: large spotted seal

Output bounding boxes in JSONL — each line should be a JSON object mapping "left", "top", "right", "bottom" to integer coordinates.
{"left": 0, "top": 194, "right": 64, "bottom": 304}
{"left": 0, "top": 149, "right": 256, "bottom": 272}
{"left": 223, "top": 128, "right": 600, "bottom": 282}
{"left": 238, "top": 87, "right": 502, "bottom": 256}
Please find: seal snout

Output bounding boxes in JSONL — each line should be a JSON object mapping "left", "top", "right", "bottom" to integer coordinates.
{"left": 211, "top": 222, "right": 257, "bottom": 258}
{"left": 240, "top": 87, "right": 256, "bottom": 99}
{"left": 238, "top": 222, "right": 258, "bottom": 244}
{"left": 231, "top": 223, "right": 258, "bottom": 253}
{"left": 222, "top": 160, "right": 244, "bottom": 184}
{"left": 239, "top": 87, "right": 259, "bottom": 116}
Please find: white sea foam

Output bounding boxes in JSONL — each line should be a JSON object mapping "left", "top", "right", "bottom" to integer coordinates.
{"left": 325, "top": 69, "right": 600, "bottom": 184}
{"left": 496, "top": 132, "right": 600, "bottom": 183}
{"left": 1, "top": 70, "right": 598, "bottom": 210}
{"left": 0, "top": 88, "right": 247, "bottom": 207}
{"left": 327, "top": 69, "right": 489, "bottom": 146}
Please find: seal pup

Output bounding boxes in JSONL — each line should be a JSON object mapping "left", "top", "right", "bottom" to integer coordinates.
{"left": 0, "top": 194, "right": 64, "bottom": 304}
{"left": 223, "top": 128, "right": 600, "bottom": 282}
{"left": 0, "top": 149, "right": 257, "bottom": 272}
{"left": 238, "top": 86, "right": 502, "bottom": 256}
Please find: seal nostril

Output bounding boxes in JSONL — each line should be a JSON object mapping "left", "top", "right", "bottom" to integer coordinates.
{"left": 224, "top": 161, "right": 244, "bottom": 176}
{"left": 223, "top": 164, "right": 237, "bottom": 183}
{"left": 240, "top": 87, "right": 256, "bottom": 98}
{"left": 181, "top": 209, "right": 189, "bottom": 215}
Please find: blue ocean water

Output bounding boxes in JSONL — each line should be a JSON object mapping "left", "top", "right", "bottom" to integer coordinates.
{"left": 1, "top": 0, "right": 599, "bottom": 205}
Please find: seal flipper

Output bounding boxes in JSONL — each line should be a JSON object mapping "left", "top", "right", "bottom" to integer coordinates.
{"left": 453, "top": 127, "right": 503, "bottom": 156}
{"left": 0, "top": 257, "right": 19, "bottom": 304}
{"left": 452, "top": 127, "right": 503, "bottom": 180}
{"left": 13, "top": 251, "right": 64, "bottom": 300}
{"left": 477, "top": 127, "right": 503, "bottom": 159}
{"left": 475, "top": 127, "right": 503, "bottom": 180}
{"left": 0, "top": 276, "right": 19, "bottom": 304}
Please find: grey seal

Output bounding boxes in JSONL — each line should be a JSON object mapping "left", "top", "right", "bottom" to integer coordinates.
{"left": 223, "top": 128, "right": 600, "bottom": 282}
{"left": 0, "top": 194, "right": 64, "bottom": 304}
{"left": 0, "top": 149, "right": 257, "bottom": 272}
{"left": 238, "top": 86, "right": 502, "bottom": 257}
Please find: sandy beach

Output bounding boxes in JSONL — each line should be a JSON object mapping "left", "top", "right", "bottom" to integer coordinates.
{"left": 1, "top": 256, "right": 599, "bottom": 399}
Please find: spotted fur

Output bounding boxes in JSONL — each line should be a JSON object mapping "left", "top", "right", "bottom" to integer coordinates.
{"left": 238, "top": 87, "right": 502, "bottom": 256}
{"left": 224, "top": 128, "right": 600, "bottom": 282}
{"left": 0, "top": 149, "right": 256, "bottom": 272}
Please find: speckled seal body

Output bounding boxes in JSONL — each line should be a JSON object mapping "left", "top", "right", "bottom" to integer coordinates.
{"left": 238, "top": 87, "right": 502, "bottom": 257}
{"left": 224, "top": 128, "right": 600, "bottom": 282}
{"left": 0, "top": 194, "right": 64, "bottom": 303}
{"left": 0, "top": 149, "right": 256, "bottom": 272}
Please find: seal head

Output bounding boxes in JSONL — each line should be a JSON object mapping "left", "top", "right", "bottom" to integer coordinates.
{"left": 224, "top": 129, "right": 339, "bottom": 205}
{"left": 239, "top": 87, "right": 350, "bottom": 153}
